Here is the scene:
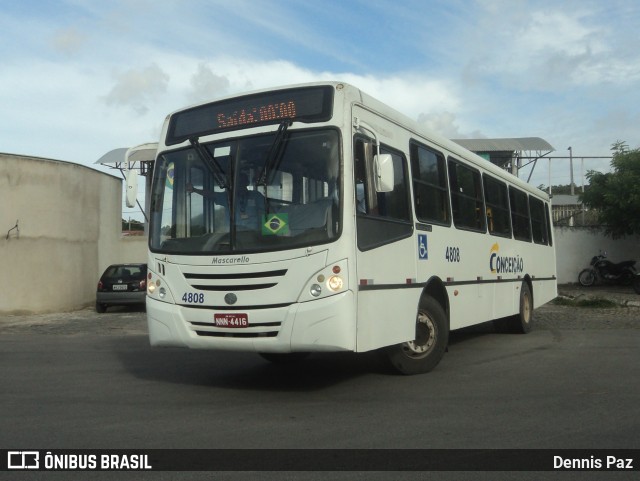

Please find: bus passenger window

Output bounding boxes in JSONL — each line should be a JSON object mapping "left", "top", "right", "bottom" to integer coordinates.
{"left": 509, "top": 187, "right": 532, "bottom": 241}
{"left": 483, "top": 175, "right": 512, "bottom": 237}
{"left": 529, "top": 196, "right": 548, "bottom": 245}
{"left": 448, "top": 159, "right": 485, "bottom": 232}
{"left": 410, "top": 142, "right": 450, "bottom": 225}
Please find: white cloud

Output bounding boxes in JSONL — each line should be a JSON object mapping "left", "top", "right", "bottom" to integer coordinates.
{"left": 417, "top": 111, "right": 486, "bottom": 140}
{"left": 461, "top": 2, "right": 640, "bottom": 91}
{"left": 103, "top": 63, "right": 170, "bottom": 115}
{"left": 187, "top": 63, "right": 231, "bottom": 104}
{"left": 51, "top": 27, "right": 87, "bottom": 55}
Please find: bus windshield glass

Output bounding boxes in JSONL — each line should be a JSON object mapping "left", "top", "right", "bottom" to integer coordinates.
{"left": 149, "top": 129, "right": 341, "bottom": 254}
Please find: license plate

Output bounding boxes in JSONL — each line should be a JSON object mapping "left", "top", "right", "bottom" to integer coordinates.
{"left": 112, "top": 284, "right": 128, "bottom": 291}
{"left": 214, "top": 313, "right": 249, "bottom": 328}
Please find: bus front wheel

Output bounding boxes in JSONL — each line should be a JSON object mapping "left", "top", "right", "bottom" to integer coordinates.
{"left": 385, "top": 297, "right": 448, "bottom": 375}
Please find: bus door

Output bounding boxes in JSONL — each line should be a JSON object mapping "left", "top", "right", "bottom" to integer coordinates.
{"left": 352, "top": 114, "right": 417, "bottom": 352}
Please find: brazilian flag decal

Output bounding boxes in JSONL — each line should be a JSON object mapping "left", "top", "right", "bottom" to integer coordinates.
{"left": 165, "top": 162, "right": 175, "bottom": 189}
{"left": 262, "top": 213, "right": 289, "bottom": 236}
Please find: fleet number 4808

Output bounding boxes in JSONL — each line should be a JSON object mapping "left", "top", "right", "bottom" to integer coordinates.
{"left": 182, "top": 292, "right": 205, "bottom": 304}
{"left": 445, "top": 246, "right": 460, "bottom": 262}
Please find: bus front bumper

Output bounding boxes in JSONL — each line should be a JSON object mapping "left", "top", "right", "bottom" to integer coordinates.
{"left": 146, "top": 291, "right": 355, "bottom": 353}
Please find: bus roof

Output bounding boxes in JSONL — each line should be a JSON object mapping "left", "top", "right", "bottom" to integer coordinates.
{"left": 165, "top": 80, "right": 550, "bottom": 201}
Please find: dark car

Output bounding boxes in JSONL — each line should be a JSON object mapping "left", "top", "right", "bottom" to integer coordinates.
{"left": 96, "top": 263, "right": 147, "bottom": 313}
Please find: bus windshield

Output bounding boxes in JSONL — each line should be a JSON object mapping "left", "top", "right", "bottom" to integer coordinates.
{"left": 149, "top": 128, "right": 341, "bottom": 254}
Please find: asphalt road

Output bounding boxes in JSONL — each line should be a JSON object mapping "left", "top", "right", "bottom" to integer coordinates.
{"left": 1, "top": 296, "right": 639, "bottom": 480}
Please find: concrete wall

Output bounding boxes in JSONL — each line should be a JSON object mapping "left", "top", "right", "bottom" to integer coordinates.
{"left": 1, "top": 154, "right": 146, "bottom": 314}
{"left": 554, "top": 226, "right": 640, "bottom": 284}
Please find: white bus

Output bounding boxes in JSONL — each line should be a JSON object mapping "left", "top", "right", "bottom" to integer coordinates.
{"left": 146, "top": 81, "right": 557, "bottom": 374}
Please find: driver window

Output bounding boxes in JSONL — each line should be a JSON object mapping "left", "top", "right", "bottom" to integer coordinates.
{"left": 354, "top": 136, "right": 412, "bottom": 251}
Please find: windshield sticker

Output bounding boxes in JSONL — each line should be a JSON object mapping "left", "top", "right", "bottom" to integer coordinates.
{"left": 165, "top": 162, "right": 174, "bottom": 189}
{"left": 262, "top": 214, "right": 289, "bottom": 236}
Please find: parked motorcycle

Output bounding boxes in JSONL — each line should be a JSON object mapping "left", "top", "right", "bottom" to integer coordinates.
{"left": 578, "top": 252, "right": 637, "bottom": 286}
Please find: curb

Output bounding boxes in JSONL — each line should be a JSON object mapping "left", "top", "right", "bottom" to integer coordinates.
{"left": 557, "top": 292, "right": 640, "bottom": 308}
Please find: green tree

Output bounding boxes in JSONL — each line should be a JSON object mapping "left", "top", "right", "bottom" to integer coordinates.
{"left": 580, "top": 141, "right": 640, "bottom": 238}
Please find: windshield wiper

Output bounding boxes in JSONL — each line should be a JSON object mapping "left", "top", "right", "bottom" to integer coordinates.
{"left": 257, "top": 120, "right": 291, "bottom": 213}
{"left": 189, "top": 137, "right": 230, "bottom": 190}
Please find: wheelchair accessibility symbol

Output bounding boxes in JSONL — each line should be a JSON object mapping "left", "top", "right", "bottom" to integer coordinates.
{"left": 418, "top": 234, "right": 428, "bottom": 260}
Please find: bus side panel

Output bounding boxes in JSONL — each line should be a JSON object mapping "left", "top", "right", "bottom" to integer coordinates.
{"left": 290, "top": 291, "right": 357, "bottom": 352}
{"left": 492, "top": 281, "right": 518, "bottom": 320}
{"left": 355, "top": 240, "right": 419, "bottom": 353}
{"left": 533, "top": 278, "right": 558, "bottom": 308}
{"left": 446, "top": 283, "right": 514, "bottom": 331}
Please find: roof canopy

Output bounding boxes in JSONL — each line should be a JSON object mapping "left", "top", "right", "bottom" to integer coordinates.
{"left": 452, "top": 137, "right": 554, "bottom": 153}
{"left": 95, "top": 143, "right": 158, "bottom": 176}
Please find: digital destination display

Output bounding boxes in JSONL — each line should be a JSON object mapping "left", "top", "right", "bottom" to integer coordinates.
{"left": 166, "top": 86, "right": 334, "bottom": 145}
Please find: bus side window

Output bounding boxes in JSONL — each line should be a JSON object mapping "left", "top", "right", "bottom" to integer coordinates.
{"left": 483, "top": 174, "right": 512, "bottom": 237}
{"left": 448, "top": 158, "right": 486, "bottom": 232}
{"left": 545, "top": 203, "right": 553, "bottom": 246}
{"left": 410, "top": 142, "right": 450, "bottom": 225}
{"left": 354, "top": 137, "right": 412, "bottom": 251}
{"left": 509, "top": 186, "right": 532, "bottom": 242}
{"left": 353, "top": 137, "right": 410, "bottom": 220}
{"left": 354, "top": 138, "right": 369, "bottom": 214}
{"left": 529, "top": 196, "right": 548, "bottom": 245}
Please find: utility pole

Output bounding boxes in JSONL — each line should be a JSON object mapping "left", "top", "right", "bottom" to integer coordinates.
{"left": 568, "top": 146, "right": 574, "bottom": 195}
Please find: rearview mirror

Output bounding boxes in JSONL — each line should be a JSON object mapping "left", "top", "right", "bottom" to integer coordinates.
{"left": 374, "top": 154, "right": 394, "bottom": 193}
{"left": 125, "top": 169, "right": 138, "bottom": 208}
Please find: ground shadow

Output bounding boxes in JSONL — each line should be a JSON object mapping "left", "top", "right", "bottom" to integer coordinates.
{"left": 112, "top": 335, "right": 395, "bottom": 392}
{"left": 112, "top": 321, "right": 503, "bottom": 392}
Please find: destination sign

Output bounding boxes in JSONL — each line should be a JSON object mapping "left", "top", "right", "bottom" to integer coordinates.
{"left": 166, "top": 86, "right": 334, "bottom": 145}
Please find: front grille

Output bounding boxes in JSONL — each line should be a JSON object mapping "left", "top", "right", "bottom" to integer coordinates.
{"left": 184, "top": 269, "right": 287, "bottom": 280}
{"left": 194, "top": 330, "right": 278, "bottom": 338}
{"left": 182, "top": 269, "right": 288, "bottom": 292}
{"left": 191, "top": 283, "right": 277, "bottom": 291}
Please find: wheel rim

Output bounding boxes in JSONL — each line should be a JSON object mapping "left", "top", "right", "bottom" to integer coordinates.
{"left": 402, "top": 311, "right": 437, "bottom": 359}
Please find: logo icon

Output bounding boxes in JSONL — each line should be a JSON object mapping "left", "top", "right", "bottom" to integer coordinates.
{"left": 418, "top": 234, "right": 428, "bottom": 260}
{"left": 489, "top": 243, "right": 499, "bottom": 273}
{"left": 8, "top": 451, "right": 39, "bottom": 470}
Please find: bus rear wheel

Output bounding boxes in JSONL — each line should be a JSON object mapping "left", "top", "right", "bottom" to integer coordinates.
{"left": 495, "top": 282, "right": 533, "bottom": 333}
{"left": 385, "top": 297, "right": 448, "bottom": 375}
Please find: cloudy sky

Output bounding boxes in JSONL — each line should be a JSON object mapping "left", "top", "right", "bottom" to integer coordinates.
{"left": 2, "top": 0, "right": 639, "bottom": 210}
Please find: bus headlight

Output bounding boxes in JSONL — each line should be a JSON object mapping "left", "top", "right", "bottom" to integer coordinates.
{"left": 299, "top": 259, "right": 349, "bottom": 302}
{"left": 327, "top": 276, "right": 344, "bottom": 292}
{"left": 159, "top": 287, "right": 167, "bottom": 299}
{"left": 310, "top": 284, "right": 322, "bottom": 297}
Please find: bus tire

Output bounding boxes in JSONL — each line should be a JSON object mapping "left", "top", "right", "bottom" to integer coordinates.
{"left": 385, "top": 297, "right": 448, "bottom": 375}
{"left": 511, "top": 282, "right": 533, "bottom": 333}
{"left": 258, "top": 352, "right": 310, "bottom": 364}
